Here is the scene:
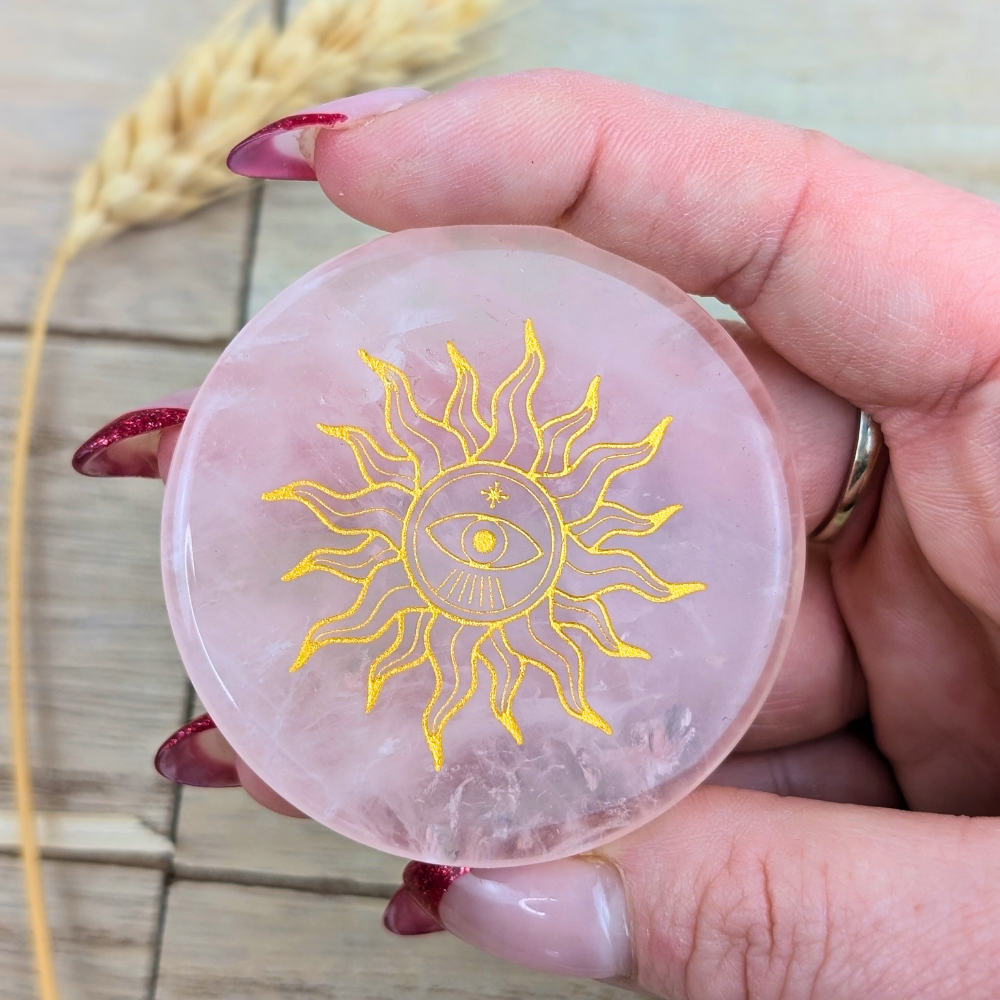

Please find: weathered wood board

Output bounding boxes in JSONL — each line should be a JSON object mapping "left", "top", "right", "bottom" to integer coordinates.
{"left": 0, "top": 0, "right": 252, "bottom": 341}
{"left": 0, "top": 333, "right": 218, "bottom": 832}
{"left": 174, "top": 787, "right": 404, "bottom": 896}
{"left": 156, "top": 880, "right": 623, "bottom": 1000}
{"left": 0, "top": 857, "right": 162, "bottom": 1000}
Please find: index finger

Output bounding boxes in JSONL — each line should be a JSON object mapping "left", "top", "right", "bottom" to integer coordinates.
{"left": 312, "top": 70, "right": 1000, "bottom": 414}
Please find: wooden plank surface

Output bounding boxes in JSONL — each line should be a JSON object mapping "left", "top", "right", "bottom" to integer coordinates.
{"left": 247, "top": 186, "right": 382, "bottom": 322}
{"left": 0, "top": 333, "right": 219, "bottom": 833}
{"left": 0, "top": 811, "right": 174, "bottom": 867}
{"left": 0, "top": 858, "right": 162, "bottom": 1000}
{"left": 155, "top": 880, "right": 622, "bottom": 1000}
{"left": 491, "top": 0, "right": 1000, "bottom": 199}
{"left": 0, "top": 0, "right": 254, "bottom": 340}
{"left": 174, "top": 787, "right": 403, "bottom": 895}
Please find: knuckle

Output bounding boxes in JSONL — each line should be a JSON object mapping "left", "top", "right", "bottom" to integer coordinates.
{"left": 682, "top": 837, "right": 833, "bottom": 1000}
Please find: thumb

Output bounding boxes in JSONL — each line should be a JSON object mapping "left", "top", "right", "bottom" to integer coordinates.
{"left": 402, "top": 786, "right": 1000, "bottom": 999}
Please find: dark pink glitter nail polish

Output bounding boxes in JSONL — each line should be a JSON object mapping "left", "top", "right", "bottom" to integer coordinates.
{"left": 227, "top": 112, "right": 348, "bottom": 180}
{"left": 72, "top": 407, "right": 188, "bottom": 478}
{"left": 402, "top": 861, "right": 471, "bottom": 920}
{"left": 154, "top": 713, "right": 240, "bottom": 788}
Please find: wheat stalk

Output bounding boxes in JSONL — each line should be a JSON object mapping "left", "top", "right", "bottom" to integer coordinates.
{"left": 65, "top": 0, "right": 498, "bottom": 255}
{"left": 9, "top": 4, "right": 498, "bottom": 998}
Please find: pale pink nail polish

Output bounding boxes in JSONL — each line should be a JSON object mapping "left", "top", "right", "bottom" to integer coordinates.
{"left": 383, "top": 886, "right": 445, "bottom": 936}
{"left": 72, "top": 388, "right": 198, "bottom": 478}
{"left": 406, "top": 858, "right": 633, "bottom": 980}
{"left": 226, "top": 87, "right": 430, "bottom": 181}
{"left": 154, "top": 713, "right": 240, "bottom": 787}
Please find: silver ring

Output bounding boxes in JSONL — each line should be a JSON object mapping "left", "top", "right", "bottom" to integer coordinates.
{"left": 810, "top": 409, "right": 884, "bottom": 542}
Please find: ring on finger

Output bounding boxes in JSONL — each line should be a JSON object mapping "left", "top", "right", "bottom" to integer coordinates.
{"left": 811, "top": 409, "right": 884, "bottom": 542}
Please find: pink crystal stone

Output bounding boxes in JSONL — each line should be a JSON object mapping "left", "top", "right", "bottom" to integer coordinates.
{"left": 162, "top": 226, "right": 804, "bottom": 866}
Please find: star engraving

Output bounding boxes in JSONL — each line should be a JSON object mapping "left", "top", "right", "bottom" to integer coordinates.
{"left": 481, "top": 481, "right": 509, "bottom": 508}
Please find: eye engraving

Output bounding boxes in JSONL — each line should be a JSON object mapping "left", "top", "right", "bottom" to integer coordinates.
{"left": 425, "top": 512, "right": 543, "bottom": 570}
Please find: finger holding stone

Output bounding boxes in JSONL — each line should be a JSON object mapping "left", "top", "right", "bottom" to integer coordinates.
{"left": 739, "top": 547, "right": 866, "bottom": 752}
{"left": 715, "top": 323, "right": 866, "bottom": 750}
{"left": 719, "top": 321, "right": 857, "bottom": 534}
{"left": 398, "top": 786, "right": 1000, "bottom": 996}
{"left": 709, "top": 727, "right": 902, "bottom": 807}
{"left": 307, "top": 70, "right": 1000, "bottom": 415}
{"left": 154, "top": 713, "right": 307, "bottom": 816}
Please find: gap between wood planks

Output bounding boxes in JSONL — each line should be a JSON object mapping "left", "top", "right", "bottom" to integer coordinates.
{"left": 0, "top": 810, "right": 397, "bottom": 897}
{"left": 0, "top": 322, "right": 236, "bottom": 350}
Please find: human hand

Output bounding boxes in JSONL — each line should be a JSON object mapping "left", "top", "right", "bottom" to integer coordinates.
{"left": 78, "top": 71, "right": 1000, "bottom": 999}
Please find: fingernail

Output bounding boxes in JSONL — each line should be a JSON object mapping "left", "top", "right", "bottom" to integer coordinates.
{"left": 72, "top": 388, "right": 198, "bottom": 478}
{"left": 405, "top": 858, "right": 633, "bottom": 980}
{"left": 154, "top": 713, "right": 240, "bottom": 787}
{"left": 227, "top": 86, "right": 430, "bottom": 181}
{"left": 383, "top": 886, "right": 445, "bottom": 936}
{"left": 402, "top": 861, "right": 470, "bottom": 921}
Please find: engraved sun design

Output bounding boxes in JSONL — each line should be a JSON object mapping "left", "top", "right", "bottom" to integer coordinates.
{"left": 263, "top": 320, "right": 706, "bottom": 769}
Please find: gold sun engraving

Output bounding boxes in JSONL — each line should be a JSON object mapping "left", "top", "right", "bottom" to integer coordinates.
{"left": 263, "top": 319, "right": 706, "bottom": 769}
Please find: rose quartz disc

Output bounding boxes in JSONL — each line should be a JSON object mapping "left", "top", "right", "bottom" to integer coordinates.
{"left": 162, "top": 225, "right": 804, "bottom": 866}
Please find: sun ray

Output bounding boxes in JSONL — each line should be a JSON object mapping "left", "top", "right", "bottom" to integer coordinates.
{"left": 503, "top": 610, "right": 612, "bottom": 734}
{"left": 541, "top": 417, "right": 671, "bottom": 525}
{"left": 552, "top": 590, "right": 650, "bottom": 659}
{"left": 477, "top": 319, "right": 545, "bottom": 469}
{"left": 445, "top": 341, "right": 490, "bottom": 455}
{"left": 477, "top": 628, "right": 525, "bottom": 743}
{"left": 421, "top": 618, "right": 484, "bottom": 769}
{"left": 289, "top": 561, "right": 424, "bottom": 671}
{"left": 281, "top": 534, "right": 399, "bottom": 583}
{"left": 366, "top": 610, "right": 431, "bottom": 712}
{"left": 316, "top": 423, "right": 415, "bottom": 489}
{"left": 262, "top": 480, "right": 407, "bottom": 549}
{"left": 534, "top": 375, "right": 600, "bottom": 474}
{"left": 571, "top": 501, "right": 682, "bottom": 551}
{"left": 560, "top": 534, "right": 706, "bottom": 603}
{"left": 359, "top": 349, "right": 467, "bottom": 484}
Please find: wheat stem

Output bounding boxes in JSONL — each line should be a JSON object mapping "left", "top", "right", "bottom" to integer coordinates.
{"left": 8, "top": 242, "right": 72, "bottom": 1000}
